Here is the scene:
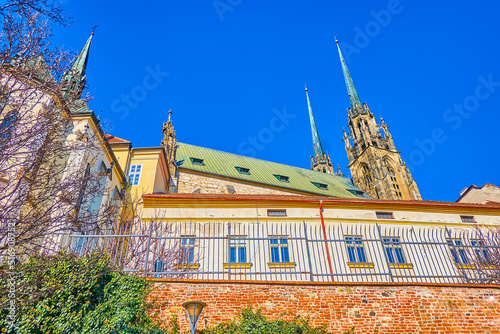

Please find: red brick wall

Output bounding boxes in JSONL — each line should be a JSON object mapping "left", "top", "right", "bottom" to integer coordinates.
{"left": 149, "top": 281, "right": 500, "bottom": 334}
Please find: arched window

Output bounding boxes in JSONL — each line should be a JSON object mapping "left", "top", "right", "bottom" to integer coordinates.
{"left": 361, "top": 164, "right": 372, "bottom": 186}
{"left": 384, "top": 160, "right": 402, "bottom": 199}
{"left": 357, "top": 122, "right": 363, "bottom": 138}
{"left": 364, "top": 120, "right": 371, "bottom": 135}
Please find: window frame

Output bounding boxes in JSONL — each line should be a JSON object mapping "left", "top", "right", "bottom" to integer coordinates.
{"left": 447, "top": 238, "right": 470, "bottom": 265}
{"left": 383, "top": 237, "right": 408, "bottom": 265}
{"left": 345, "top": 236, "right": 370, "bottom": 265}
{"left": 128, "top": 164, "right": 143, "bottom": 186}
{"left": 0, "top": 108, "right": 19, "bottom": 143}
{"left": 376, "top": 212, "right": 394, "bottom": 219}
{"left": 470, "top": 239, "right": 492, "bottom": 265}
{"left": 235, "top": 166, "right": 250, "bottom": 175}
{"left": 460, "top": 215, "right": 475, "bottom": 223}
{"left": 228, "top": 235, "right": 248, "bottom": 264}
{"left": 269, "top": 236, "right": 291, "bottom": 263}
{"left": 311, "top": 182, "right": 328, "bottom": 190}
{"left": 273, "top": 174, "right": 290, "bottom": 183}
{"left": 180, "top": 235, "right": 196, "bottom": 265}
{"left": 190, "top": 157, "right": 205, "bottom": 166}
{"left": 267, "top": 209, "right": 287, "bottom": 217}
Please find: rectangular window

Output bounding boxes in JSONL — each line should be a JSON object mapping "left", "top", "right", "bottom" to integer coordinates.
{"left": 180, "top": 236, "right": 196, "bottom": 264}
{"left": 447, "top": 239, "right": 469, "bottom": 265}
{"left": 154, "top": 260, "right": 165, "bottom": 278}
{"left": 471, "top": 240, "right": 491, "bottom": 265}
{"left": 273, "top": 174, "right": 289, "bottom": 182}
{"left": 267, "top": 209, "right": 286, "bottom": 217}
{"left": 0, "top": 85, "right": 9, "bottom": 111}
{"left": 376, "top": 212, "right": 394, "bottom": 219}
{"left": 190, "top": 157, "right": 205, "bottom": 166}
{"left": 129, "top": 164, "right": 142, "bottom": 186}
{"left": 460, "top": 216, "right": 475, "bottom": 223}
{"left": 345, "top": 236, "right": 367, "bottom": 263}
{"left": 229, "top": 236, "right": 247, "bottom": 263}
{"left": 269, "top": 237, "right": 290, "bottom": 263}
{"left": 235, "top": 166, "right": 250, "bottom": 175}
{"left": 383, "top": 238, "right": 406, "bottom": 264}
{"left": 0, "top": 109, "right": 18, "bottom": 143}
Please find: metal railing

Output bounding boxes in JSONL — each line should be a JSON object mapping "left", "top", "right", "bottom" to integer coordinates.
{"left": 12, "top": 221, "right": 500, "bottom": 285}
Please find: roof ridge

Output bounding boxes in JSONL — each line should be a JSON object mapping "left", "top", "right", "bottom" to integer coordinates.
{"left": 105, "top": 134, "right": 131, "bottom": 144}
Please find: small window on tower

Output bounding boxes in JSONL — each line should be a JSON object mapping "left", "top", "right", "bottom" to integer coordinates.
{"left": 190, "top": 157, "right": 205, "bottom": 166}
{"left": 273, "top": 174, "right": 289, "bottom": 182}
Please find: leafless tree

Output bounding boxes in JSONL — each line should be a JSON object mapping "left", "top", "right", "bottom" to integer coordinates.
{"left": 0, "top": 0, "right": 190, "bottom": 274}
{"left": 449, "top": 224, "right": 500, "bottom": 284}
{"left": 0, "top": 0, "right": 123, "bottom": 259}
{"left": 466, "top": 224, "right": 500, "bottom": 284}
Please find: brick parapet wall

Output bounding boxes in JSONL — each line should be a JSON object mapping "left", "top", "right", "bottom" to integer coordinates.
{"left": 149, "top": 280, "right": 500, "bottom": 333}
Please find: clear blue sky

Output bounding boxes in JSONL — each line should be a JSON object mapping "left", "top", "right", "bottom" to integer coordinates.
{"left": 52, "top": 0, "right": 500, "bottom": 202}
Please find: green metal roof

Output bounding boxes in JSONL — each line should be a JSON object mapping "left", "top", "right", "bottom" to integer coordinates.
{"left": 176, "top": 142, "right": 372, "bottom": 199}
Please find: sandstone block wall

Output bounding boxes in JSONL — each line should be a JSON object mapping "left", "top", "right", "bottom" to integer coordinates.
{"left": 150, "top": 281, "right": 500, "bottom": 334}
{"left": 177, "top": 170, "right": 305, "bottom": 196}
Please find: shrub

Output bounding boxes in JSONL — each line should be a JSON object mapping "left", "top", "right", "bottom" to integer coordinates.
{"left": 199, "top": 307, "right": 330, "bottom": 334}
{"left": 0, "top": 252, "right": 166, "bottom": 334}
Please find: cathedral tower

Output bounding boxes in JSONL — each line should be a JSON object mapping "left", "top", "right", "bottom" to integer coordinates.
{"left": 305, "top": 86, "right": 337, "bottom": 175}
{"left": 335, "top": 40, "right": 421, "bottom": 200}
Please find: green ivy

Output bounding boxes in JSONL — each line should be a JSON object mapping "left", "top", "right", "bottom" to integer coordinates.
{"left": 0, "top": 252, "right": 166, "bottom": 334}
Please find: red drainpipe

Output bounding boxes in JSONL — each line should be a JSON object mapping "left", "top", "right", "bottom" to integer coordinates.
{"left": 319, "top": 200, "right": 334, "bottom": 282}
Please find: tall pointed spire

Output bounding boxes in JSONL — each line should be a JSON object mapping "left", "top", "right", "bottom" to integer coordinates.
{"left": 305, "top": 85, "right": 324, "bottom": 158}
{"left": 61, "top": 32, "right": 93, "bottom": 100}
{"left": 335, "top": 39, "right": 362, "bottom": 110}
{"left": 305, "top": 86, "right": 336, "bottom": 175}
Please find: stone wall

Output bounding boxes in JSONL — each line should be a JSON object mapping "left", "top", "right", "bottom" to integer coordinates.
{"left": 150, "top": 281, "right": 500, "bottom": 334}
{"left": 177, "top": 170, "right": 305, "bottom": 196}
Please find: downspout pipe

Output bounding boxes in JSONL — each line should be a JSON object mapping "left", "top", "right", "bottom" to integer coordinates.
{"left": 319, "top": 200, "right": 335, "bottom": 282}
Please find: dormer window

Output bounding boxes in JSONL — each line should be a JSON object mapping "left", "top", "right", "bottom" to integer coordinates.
{"left": 273, "top": 174, "right": 289, "bottom": 183}
{"left": 235, "top": 166, "right": 250, "bottom": 175}
{"left": 347, "top": 189, "right": 364, "bottom": 196}
{"left": 190, "top": 157, "right": 205, "bottom": 166}
{"left": 311, "top": 182, "right": 328, "bottom": 190}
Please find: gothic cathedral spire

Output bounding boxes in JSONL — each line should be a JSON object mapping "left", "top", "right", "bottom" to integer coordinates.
{"left": 335, "top": 39, "right": 421, "bottom": 200}
{"left": 305, "top": 85, "right": 335, "bottom": 175}
{"left": 336, "top": 40, "right": 362, "bottom": 110}
{"left": 61, "top": 33, "right": 93, "bottom": 100}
